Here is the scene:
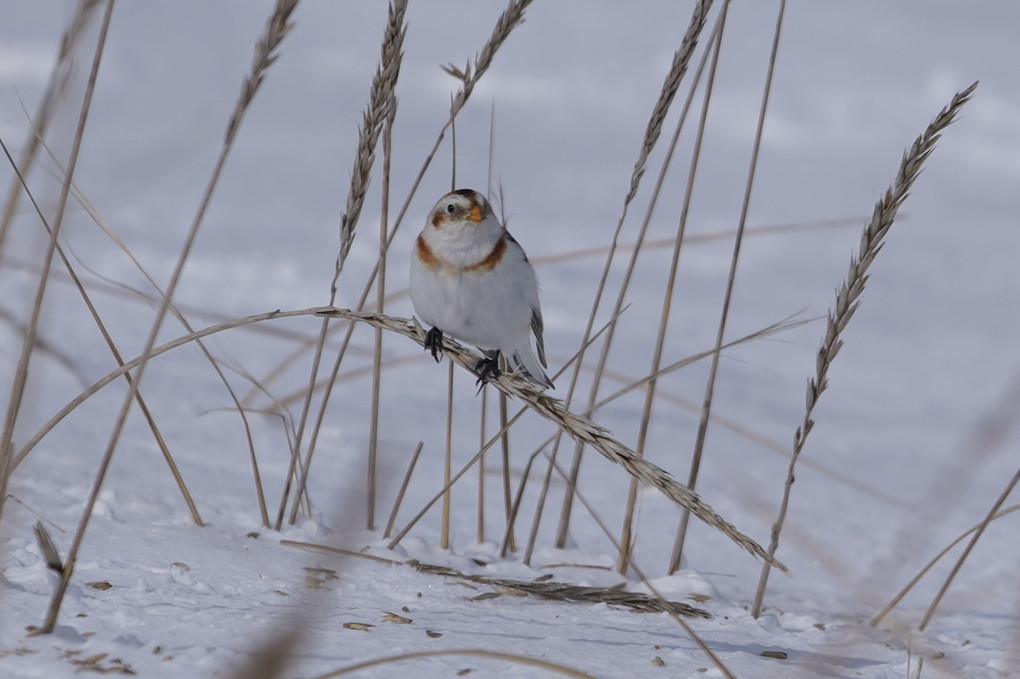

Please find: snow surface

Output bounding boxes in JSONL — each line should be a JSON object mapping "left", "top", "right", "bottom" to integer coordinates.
{"left": 2, "top": 2, "right": 1019, "bottom": 677}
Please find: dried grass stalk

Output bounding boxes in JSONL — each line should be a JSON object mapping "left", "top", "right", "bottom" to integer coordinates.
{"left": 441, "top": 360, "right": 454, "bottom": 549}
{"left": 871, "top": 503, "right": 1020, "bottom": 627}
{"left": 283, "top": 0, "right": 407, "bottom": 528}
{"left": 623, "top": 2, "right": 730, "bottom": 575}
{"left": 10, "top": 308, "right": 803, "bottom": 486}
{"left": 750, "top": 81, "right": 979, "bottom": 618}
{"left": 288, "top": 0, "right": 534, "bottom": 527}
{"left": 669, "top": 0, "right": 782, "bottom": 572}
{"left": 11, "top": 308, "right": 325, "bottom": 472}
{"left": 283, "top": 539, "right": 709, "bottom": 617}
{"left": 442, "top": 0, "right": 533, "bottom": 115}
{"left": 388, "top": 313, "right": 804, "bottom": 560}
{"left": 0, "top": 0, "right": 115, "bottom": 529}
{"left": 225, "top": 0, "right": 299, "bottom": 145}
{"left": 334, "top": 0, "right": 408, "bottom": 281}
{"left": 918, "top": 465, "right": 1018, "bottom": 630}
{"left": 366, "top": 70, "right": 400, "bottom": 531}
{"left": 0, "top": 137, "right": 204, "bottom": 526}
{"left": 32, "top": 0, "right": 301, "bottom": 635}
{"left": 383, "top": 441, "right": 424, "bottom": 539}
{"left": 315, "top": 308, "right": 788, "bottom": 573}
{"left": 554, "top": 0, "right": 714, "bottom": 549}
{"left": 0, "top": 0, "right": 103, "bottom": 253}
{"left": 408, "top": 560, "right": 711, "bottom": 617}
{"left": 310, "top": 649, "right": 594, "bottom": 679}
{"left": 624, "top": 0, "right": 713, "bottom": 205}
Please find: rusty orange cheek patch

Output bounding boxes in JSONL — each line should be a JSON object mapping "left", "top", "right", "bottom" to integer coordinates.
{"left": 416, "top": 235, "right": 442, "bottom": 270}
{"left": 431, "top": 212, "right": 445, "bottom": 228}
{"left": 467, "top": 204, "right": 484, "bottom": 222}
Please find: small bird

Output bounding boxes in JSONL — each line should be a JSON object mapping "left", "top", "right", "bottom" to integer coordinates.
{"left": 410, "top": 188, "right": 554, "bottom": 389}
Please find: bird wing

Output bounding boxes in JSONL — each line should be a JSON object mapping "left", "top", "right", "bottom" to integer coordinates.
{"left": 531, "top": 308, "right": 547, "bottom": 368}
{"left": 505, "top": 231, "right": 529, "bottom": 262}
{"left": 505, "top": 229, "right": 547, "bottom": 368}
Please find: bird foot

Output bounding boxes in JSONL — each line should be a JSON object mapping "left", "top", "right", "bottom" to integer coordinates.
{"left": 423, "top": 327, "right": 444, "bottom": 362}
{"left": 474, "top": 354, "right": 501, "bottom": 388}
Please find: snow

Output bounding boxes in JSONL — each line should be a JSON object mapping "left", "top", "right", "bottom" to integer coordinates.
{"left": 2, "top": 1, "right": 1019, "bottom": 677}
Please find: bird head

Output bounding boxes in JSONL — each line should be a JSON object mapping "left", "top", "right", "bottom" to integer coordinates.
{"left": 429, "top": 189, "right": 491, "bottom": 231}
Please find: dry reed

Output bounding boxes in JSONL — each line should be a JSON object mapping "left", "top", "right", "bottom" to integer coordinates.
{"left": 286, "top": 0, "right": 532, "bottom": 529}
{"left": 32, "top": 0, "right": 301, "bottom": 634}
{"left": 1, "top": 4, "right": 996, "bottom": 675}
{"left": 385, "top": 314, "right": 805, "bottom": 555}
{"left": 554, "top": 0, "right": 714, "bottom": 549}
{"left": 871, "top": 503, "right": 1020, "bottom": 627}
{"left": 383, "top": 441, "right": 424, "bottom": 538}
{"left": 750, "top": 80, "right": 979, "bottom": 618}
{"left": 442, "top": 0, "right": 534, "bottom": 112}
{"left": 509, "top": 451, "right": 736, "bottom": 678}
{"left": 411, "top": 559, "right": 711, "bottom": 617}
{"left": 15, "top": 0, "right": 115, "bottom": 632}
{"left": 310, "top": 649, "right": 595, "bottom": 679}
{"left": 281, "top": 0, "right": 407, "bottom": 528}
{"left": 0, "top": 0, "right": 103, "bottom": 253}
{"left": 367, "top": 44, "right": 402, "bottom": 530}
{"left": 288, "top": 537, "right": 710, "bottom": 617}
{"left": 670, "top": 0, "right": 785, "bottom": 572}
{"left": 17, "top": 116, "right": 280, "bottom": 526}
{"left": 0, "top": 136, "right": 203, "bottom": 526}
{"left": 441, "top": 360, "right": 455, "bottom": 549}
{"left": 0, "top": 0, "right": 114, "bottom": 529}
{"left": 918, "top": 465, "right": 1018, "bottom": 630}
{"left": 315, "top": 307, "right": 788, "bottom": 573}
{"left": 334, "top": 0, "right": 407, "bottom": 283}
{"left": 618, "top": 0, "right": 731, "bottom": 574}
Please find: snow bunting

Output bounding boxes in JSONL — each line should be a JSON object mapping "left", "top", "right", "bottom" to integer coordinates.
{"left": 410, "top": 188, "right": 554, "bottom": 389}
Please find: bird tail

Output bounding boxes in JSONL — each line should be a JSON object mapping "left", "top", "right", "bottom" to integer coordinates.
{"left": 510, "top": 345, "right": 554, "bottom": 389}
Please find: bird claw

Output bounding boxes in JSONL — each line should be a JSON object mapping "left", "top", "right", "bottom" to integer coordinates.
{"left": 424, "top": 327, "right": 444, "bottom": 362}
{"left": 474, "top": 355, "right": 501, "bottom": 389}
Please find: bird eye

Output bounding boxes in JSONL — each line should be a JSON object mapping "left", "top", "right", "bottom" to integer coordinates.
{"left": 446, "top": 204, "right": 455, "bottom": 214}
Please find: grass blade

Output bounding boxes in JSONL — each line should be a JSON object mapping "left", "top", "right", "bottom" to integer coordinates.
{"left": 750, "top": 80, "right": 979, "bottom": 617}
{"left": 33, "top": 0, "right": 300, "bottom": 634}
{"left": 670, "top": 0, "right": 783, "bottom": 572}
{"left": 554, "top": 0, "right": 714, "bottom": 548}
{"left": 0, "top": 0, "right": 115, "bottom": 531}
